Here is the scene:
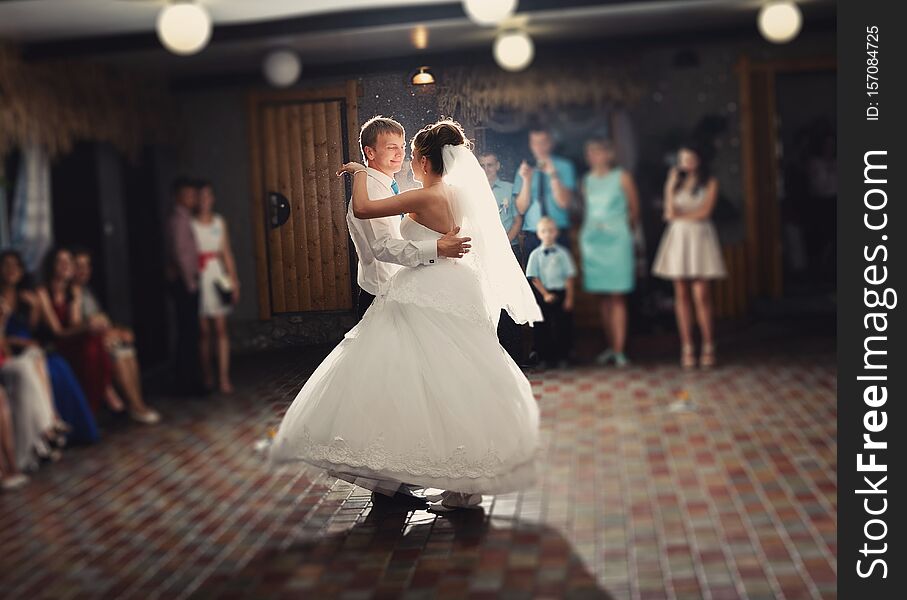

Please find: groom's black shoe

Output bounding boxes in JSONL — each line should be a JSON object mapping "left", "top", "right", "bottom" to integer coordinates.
{"left": 371, "top": 490, "right": 429, "bottom": 510}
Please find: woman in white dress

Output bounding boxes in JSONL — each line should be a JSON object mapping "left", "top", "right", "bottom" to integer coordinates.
{"left": 652, "top": 144, "right": 727, "bottom": 368}
{"left": 0, "top": 297, "right": 62, "bottom": 472}
{"left": 269, "top": 120, "right": 543, "bottom": 510}
{"left": 192, "top": 182, "right": 240, "bottom": 394}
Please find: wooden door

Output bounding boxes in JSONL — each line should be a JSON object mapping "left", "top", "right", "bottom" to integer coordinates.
{"left": 248, "top": 82, "right": 360, "bottom": 318}
{"left": 723, "top": 56, "right": 836, "bottom": 318}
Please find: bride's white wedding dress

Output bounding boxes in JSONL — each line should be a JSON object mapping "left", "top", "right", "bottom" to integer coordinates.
{"left": 270, "top": 175, "right": 541, "bottom": 494}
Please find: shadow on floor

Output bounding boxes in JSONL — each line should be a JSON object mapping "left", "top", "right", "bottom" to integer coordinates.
{"left": 189, "top": 505, "right": 615, "bottom": 599}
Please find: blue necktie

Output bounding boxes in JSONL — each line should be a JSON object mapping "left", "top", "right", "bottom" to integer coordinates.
{"left": 392, "top": 180, "right": 403, "bottom": 220}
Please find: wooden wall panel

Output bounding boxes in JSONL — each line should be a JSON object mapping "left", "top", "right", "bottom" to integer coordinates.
{"left": 248, "top": 83, "right": 358, "bottom": 317}
{"left": 262, "top": 107, "right": 286, "bottom": 314}
{"left": 276, "top": 106, "right": 300, "bottom": 312}
{"left": 299, "top": 103, "right": 325, "bottom": 311}
{"left": 325, "top": 101, "right": 351, "bottom": 308}
{"left": 288, "top": 106, "right": 311, "bottom": 312}
{"left": 313, "top": 102, "right": 337, "bottom": 309}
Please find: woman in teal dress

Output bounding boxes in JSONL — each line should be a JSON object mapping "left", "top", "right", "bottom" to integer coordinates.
{"left": 579, "top": 138, "right": 640, "bottom": 367}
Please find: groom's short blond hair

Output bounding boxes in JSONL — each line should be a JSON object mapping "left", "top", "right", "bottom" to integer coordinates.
{"left": 359, "top": 116, "right": 405, "bottom": 161}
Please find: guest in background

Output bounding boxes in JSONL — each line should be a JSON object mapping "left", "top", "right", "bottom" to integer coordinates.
{"left": 1, "top": 297, "right": 63, "bottom": 471}
{"left": 165, "top": 177, "right": 202, "bottom": 395}
{"left": 481, "top": 151, "right": 526, "bottom": 363}
{"left": 525, "top": 217, "right": 576, "bottom": 369}
{"left": 0, "top": 387, "right": 30, "bottom": 490}
{"left": 0, "top": 250, "right": 98, "bottom": 445}
{"left": 481, "top": 151, "right": 522, "bottom": 260}
{"left": 71, "top": 248, "right": 160, "bottom": 423}
{"left": 36, "top": 247, "right": 124, "bottom": 414}
{"left": 652, "top": 144, "right": 727, "bottom": 368}
{"left": 513, "top": 126, "right": 576, "bottom": 257}
{"left": 192, "top": 181, "right": 239, "bottom": 394}
{"left": 579, "top": 138, "right": 640, "bottom": 368}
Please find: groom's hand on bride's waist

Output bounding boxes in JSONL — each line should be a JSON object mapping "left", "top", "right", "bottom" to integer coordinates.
{"left": 437, "top": 226, "right": 471, "bottom": 259}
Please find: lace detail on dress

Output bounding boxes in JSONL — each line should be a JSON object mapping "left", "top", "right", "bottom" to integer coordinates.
{"left": 379, "top": 261, "right": 497, "bottom": 331}
{"left": 288, "top": 425, "right": 526, "bottom": 480}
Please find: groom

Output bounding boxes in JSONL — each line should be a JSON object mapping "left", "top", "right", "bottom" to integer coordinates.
{"left": 347, "top": 115, "right": 470, "bottom": 320}
{"left": 344, "top": 116, "right": 469, "bottom": 508}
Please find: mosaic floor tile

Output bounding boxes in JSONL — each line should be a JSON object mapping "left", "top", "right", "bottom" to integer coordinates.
{"left": 0, "top": 338, "right": 836, "bottom": 599}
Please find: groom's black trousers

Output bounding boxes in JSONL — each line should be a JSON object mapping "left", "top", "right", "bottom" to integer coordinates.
{"left": 356, "top": 288, "right": 376, "bottom": 321}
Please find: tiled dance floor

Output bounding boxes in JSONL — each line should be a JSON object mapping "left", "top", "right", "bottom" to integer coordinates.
{"left": 0, "top": 341, "right": 836, "bottom": 599}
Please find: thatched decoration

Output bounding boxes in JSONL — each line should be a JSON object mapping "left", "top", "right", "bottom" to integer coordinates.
{"left": 0, "top": 45, "right": 176, "bottom": 159}
{"left": 437, "top": 61, "right": 645, "bottom": 125}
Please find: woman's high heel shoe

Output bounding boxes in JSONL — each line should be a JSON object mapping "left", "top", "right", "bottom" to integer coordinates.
{"left": 595, "top": 349, "right": 616, "bottom": 366}
{"left": 36, "top": 446, "right": 63, "bottom": 463}
{"left": 53, "top": 421, "right": 72, "bottom": 435}
{"left": 105, "top": 389, "right": 126, "bottom": 413}
{"left": 681, "top": 345, "right": 696, "bottom": 369}
{"left": 429, "top": 491, "right": 482, "bottom": 512}
{"left": 1, "top": 473, "right": 30, "bottom": 490}
{"left": 700, "top": 343, "right": 716, "bottom": 369}
{"left": 129, "top": 409, "right": 161, "bottom": 425}
{"left": 44, "top": 430, "right": 67, "bottom": 449}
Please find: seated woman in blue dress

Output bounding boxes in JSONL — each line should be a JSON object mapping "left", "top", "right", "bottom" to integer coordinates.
{"left": 0, "top": 250, "right": 99, "bottom": 445}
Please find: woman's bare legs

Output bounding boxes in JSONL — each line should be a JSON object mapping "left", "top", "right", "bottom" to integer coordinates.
{"left": 599, "top": 296, "right": 613, "bottom": 348}
{"left": 28, "top": 350, "right": 68, "bottom": 434}
{"left": 111, "top": 353, "right": 148, "bottom": 413}
{"left": 673, "top": 280, "right": 696, "bottom": 368}
{"left": 0, "top": 390, "right": 18, "bottom": 475}
{"left": 214, "top": 316, "right": 233, "bottom": 394}
{"left": 691, "top": 279, "right": 716, "bottom": 367}
{"left": 610, "top": 293, "right": 628, "bottom": 355}
{"left": 103, "top": 328, "right": 155, "bottom": 416}
{"left": 104, "top": 385, "right": 125, "bottom": 412}
{"left": 595, "top": 296, "right": 614, "bottom": 364}
{"left": 0, "top": 390, "right": 30, "bottom": 488}
{"left": 199, "top": 317, "right": 214, "bottom": 390}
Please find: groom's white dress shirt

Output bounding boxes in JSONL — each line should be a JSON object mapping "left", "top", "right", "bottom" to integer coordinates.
{"left": 346, "top": 166, "right": 439, "bottom": 296}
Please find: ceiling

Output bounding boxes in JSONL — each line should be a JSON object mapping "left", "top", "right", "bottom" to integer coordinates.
{"left": 0, "top": 0, "right": 453, "bottom": 42}
{"left": 0, "top": 0, "right": 836, "bottom": 77}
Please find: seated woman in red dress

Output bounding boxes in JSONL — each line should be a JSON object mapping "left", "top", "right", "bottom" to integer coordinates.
{"left": 35, "top": 248, "right": 124, "bottom": 415}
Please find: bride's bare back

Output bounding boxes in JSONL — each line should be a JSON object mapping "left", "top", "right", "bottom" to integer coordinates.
{"left": 406, "top": 184, "right": 457, "bottom": 235}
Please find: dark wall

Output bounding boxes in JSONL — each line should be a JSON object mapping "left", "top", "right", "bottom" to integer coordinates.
{"left": 51, "top": 143, "right": 104, "bottom": 290}
{"left": 51, "top": 143, "right": 169, "bottom": 365}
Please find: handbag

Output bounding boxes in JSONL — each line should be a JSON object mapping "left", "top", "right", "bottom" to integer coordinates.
{"left": 213, "top": 272, "right": 234, "bottom": 305}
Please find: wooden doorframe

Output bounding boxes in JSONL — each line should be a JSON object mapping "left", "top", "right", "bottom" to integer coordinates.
{"left": 735, "top": 55, "right": 836, "bottom": 304}
{"left": 247, "top": 81, "right": 361, "bottom": 319}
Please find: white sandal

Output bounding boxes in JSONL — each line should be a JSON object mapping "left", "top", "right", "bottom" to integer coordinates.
{"left": 428, "top": 491, "right": 482, "bottom": 512}
{"left": 1, "top": 474, "right": 30, "bottom": 491}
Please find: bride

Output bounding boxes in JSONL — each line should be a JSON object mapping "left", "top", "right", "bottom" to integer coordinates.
{"left": 269, "top": 119, "right": 542, "bottom": 510}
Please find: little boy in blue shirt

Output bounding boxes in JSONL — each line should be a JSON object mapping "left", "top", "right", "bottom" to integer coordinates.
{"left": 525, "top": 217, "right": 576, "bottom": 368}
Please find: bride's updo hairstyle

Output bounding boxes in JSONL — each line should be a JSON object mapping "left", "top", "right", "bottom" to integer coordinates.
{"left": 411, "top": 119, "right": 472, "bottom": 175}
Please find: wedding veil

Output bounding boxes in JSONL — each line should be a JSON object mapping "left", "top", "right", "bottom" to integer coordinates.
{"left": 441, "top": 144, "right": 543, "bottom": 328}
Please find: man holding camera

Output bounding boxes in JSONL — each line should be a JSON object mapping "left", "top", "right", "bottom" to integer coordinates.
{"left": 512, "top": 126, "right": 577, "bottom": 260}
